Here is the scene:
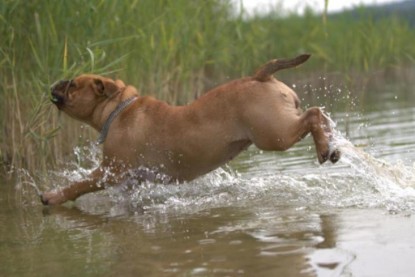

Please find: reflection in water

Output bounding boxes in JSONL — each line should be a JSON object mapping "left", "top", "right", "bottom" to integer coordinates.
{"left": 2, "top": 84, "right": 415, "bottom": 276}
{"left": 1, "top": 200, "right": 347, "bottom": 276}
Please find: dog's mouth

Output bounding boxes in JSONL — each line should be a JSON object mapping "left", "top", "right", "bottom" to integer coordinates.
{"left": 50, "top": 79, "right": 72, "bottom": 108}
{"left": 50, "top": 93, "right": 64, "bottom": 107}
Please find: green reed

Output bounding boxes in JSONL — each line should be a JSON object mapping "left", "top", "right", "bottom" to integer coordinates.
{"left": 1, "top": 0, "right": 414, "bottom": 174}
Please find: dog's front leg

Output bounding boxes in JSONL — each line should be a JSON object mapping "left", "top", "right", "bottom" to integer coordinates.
{"left": 41, "top": 165, "right": 120, "bottom": 205}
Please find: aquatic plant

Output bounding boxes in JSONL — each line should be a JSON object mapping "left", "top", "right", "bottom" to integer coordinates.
{"left": 0, "top": 0, "right": 414, "bottom": 174}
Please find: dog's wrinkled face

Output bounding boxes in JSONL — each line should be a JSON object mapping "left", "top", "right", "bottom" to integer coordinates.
{"left": 50, "top": 74, "right": 121, "bottom": 121}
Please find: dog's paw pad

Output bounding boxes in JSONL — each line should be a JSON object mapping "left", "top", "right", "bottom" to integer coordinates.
{"left": 326, "top": 140, "right": 341, "bottom": 164}
{"left": 329, "top": 149, "right": 341, "bottom": 163}
{"left": 319, "top": 152, "right": 329, "bottom": 164}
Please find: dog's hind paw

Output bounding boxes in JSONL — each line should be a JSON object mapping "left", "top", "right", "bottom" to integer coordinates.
{"left": 329, "top": 148, "right": 341, "bottom": 163}
{"left": 328, "top": 141, "right": 341, "bottom": 163}
{"left": 319, "top": 143, "right": 341, "bottom": 164}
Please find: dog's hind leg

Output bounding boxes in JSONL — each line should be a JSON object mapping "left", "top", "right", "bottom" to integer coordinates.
{"left": 248, "top": 107, "right": 340, "bottom": 164}
{"left": 299, "top": 107, "right": 340, "bottom": 164}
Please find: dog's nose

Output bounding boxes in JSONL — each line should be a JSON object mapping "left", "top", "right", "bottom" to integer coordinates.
{"left": 56, "top": 80, "right": 67, "bottom": 87}
{"left": 50, "top": 80, "right": 69, "bottom": 92}
{"left": 50, "top": 80, "right": 70, "bottom": 106}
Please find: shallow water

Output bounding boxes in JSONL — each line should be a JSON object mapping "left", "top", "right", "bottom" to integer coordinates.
{"left": 2, "top": 82, "right": 415, "bottom": 276}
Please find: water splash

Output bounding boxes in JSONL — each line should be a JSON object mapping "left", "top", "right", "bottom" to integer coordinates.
{"left": 325, "top": 130, "right": 415, "bottom": 211}
{"left": 13, "top": 127, "right": 415, "bottom": 213}
{"left": 99, "top": 129, "right": 415, "bottom": 215}
{"left": 14, "top": 143, "right": 102, "bottom": 206}
{"left": 14, "top": 168, "right": 43, "bottom": 206}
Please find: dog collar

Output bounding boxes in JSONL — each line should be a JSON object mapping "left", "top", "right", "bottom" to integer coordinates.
{"left": 97, "top": 96, "right": 138, "bottom": 144}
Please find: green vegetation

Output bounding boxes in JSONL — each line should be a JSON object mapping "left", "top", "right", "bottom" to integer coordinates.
{"left": 1, "top": 0, "right": 414, "bottom": 174}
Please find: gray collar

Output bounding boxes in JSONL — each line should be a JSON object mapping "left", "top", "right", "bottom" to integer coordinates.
{"left": 97, "top": 96, "right": 138, "bottom": 144}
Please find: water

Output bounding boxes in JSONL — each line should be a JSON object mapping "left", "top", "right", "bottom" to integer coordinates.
{"left": 2, "top": 82, "right": 415, "bottom": 276}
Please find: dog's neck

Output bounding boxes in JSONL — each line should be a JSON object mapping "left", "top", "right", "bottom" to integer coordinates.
{"left": 97, "top": 96, "right": 138, "bottom": 144}
{"left": 89, "top": 86, "right": 139, "bottom": 139}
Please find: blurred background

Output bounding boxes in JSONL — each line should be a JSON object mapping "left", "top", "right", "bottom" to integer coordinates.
{"left": 1, "top": 0, "right": 414, "bottom": 175}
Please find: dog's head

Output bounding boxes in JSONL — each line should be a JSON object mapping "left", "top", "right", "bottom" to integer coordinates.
{"left": 50, "top": 74, "right": 125, "bottom": 121}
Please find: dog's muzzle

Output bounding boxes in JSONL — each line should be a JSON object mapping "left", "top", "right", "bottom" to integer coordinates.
{"left": 50, "top": 79, "right": 72, "bottom": 107}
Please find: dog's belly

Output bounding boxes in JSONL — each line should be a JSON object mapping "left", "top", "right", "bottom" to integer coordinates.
{"left": 131, "top": 139, "right": 251, "bottom": 182}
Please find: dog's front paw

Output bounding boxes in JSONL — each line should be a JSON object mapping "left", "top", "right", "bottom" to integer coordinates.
{"left": 40, "top": 189, "right": 66, "bottom": 205}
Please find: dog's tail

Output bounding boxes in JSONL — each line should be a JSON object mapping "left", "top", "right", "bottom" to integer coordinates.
{"left": 253, "top": 54, "right": 311, "bottom": 82}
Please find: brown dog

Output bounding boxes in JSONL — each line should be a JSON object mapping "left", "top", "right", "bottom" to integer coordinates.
{"left": 41, "top": 54, "right": 340, "bottom": 205}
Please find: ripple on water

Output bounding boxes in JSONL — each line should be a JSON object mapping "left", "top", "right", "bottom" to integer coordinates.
{"left": 13, "top": 109, "right": 415, "bottom": 215}
{"left": 97, "top": 138, "right": 415, "bottom": 215}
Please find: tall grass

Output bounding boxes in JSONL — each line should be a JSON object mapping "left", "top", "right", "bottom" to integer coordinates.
{"left": 1, "top": 0, "right": 414, "bottom": 175}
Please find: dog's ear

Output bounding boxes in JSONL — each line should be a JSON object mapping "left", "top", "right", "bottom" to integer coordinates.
{"left": 114, "top": 79, "right": 125, "bottom": 87}
{"left": 94, "top": 78, "right": 119, "bottom": 97}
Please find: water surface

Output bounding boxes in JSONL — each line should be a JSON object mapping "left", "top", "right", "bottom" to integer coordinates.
{"left": 1, "top": 81, "right": 415, "bottom": 276}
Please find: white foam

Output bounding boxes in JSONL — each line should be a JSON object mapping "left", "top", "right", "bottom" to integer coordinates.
{"left": 14, "top": 129, "right": 415, "bottom": 213}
